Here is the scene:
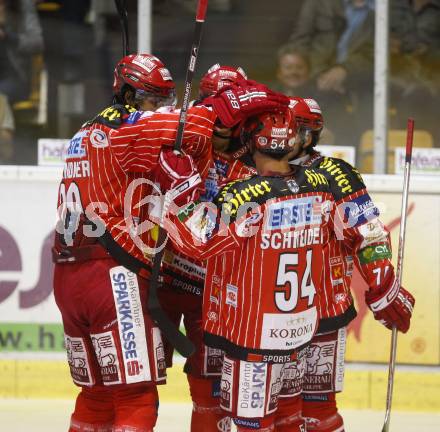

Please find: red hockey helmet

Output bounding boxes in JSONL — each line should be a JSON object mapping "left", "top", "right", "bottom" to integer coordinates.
{"left": 113, "top": 54, "right": 176, "bottom": 107}
{"left": 241, "top": 109, "right": 299, "bottom": 156}
{"left": 288, "top": 97, "right": 323, "bottom": 133}
{"left": 199, "top": 63, "right": 247, "bottom": 99}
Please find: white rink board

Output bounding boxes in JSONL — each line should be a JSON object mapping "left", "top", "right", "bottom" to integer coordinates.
{"left": 0, "top": 166, "right": 439, "bottom": 358}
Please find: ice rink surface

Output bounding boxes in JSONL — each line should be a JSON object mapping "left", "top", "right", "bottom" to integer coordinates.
{"left": 1, "top": 400, "right": 439, "bottom": 432}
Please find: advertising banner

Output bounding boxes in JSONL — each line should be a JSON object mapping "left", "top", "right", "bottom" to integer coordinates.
{"left": 0, "top": 167, "right": 64, "bottom": 352}
{"left": 38, "top": 139, "right": 69, "bottom": 167}
{"left": 0, "top": 168, "right": 438, "bottom": 365}
{"left": 345, "top": 188, "right": 440, "bottom": 365}
{"left": 394, "top": 147, "right": 440, "bottom": 175}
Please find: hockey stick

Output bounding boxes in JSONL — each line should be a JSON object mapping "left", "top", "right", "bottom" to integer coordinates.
{"left": 114, "top": 0, "right": 130, "bottom": 56}
{"left": 381, "top": 118, "right": 414, "bottom": 432}
{"left": 147, "top": 0, "right": 209, "bottom": 358}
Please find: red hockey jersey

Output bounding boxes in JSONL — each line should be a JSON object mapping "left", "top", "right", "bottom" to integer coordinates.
{"left": 294, "top": 152, "right": 394, "bottom": 333}
{"left": 164, "top": 166, "right": 397, "bottom": 362}
{"left": 160, "top": 151, "right": 257, "bottom": 296}
{"left": 55, "top": 104, "right": 216, "bottom": 275}
{"left": 164, "top": 171, "right": 330, "bottom": 361}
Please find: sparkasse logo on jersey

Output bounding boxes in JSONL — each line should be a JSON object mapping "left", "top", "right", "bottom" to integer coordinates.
{"left": 237, "top": 362, "right": 267, "bottom": 418}
{"left": 110, "top": 266, "right": 151, "bottom": 383}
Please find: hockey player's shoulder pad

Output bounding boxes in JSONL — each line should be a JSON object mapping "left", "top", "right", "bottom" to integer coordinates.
{"left": 214, "top": 175, "right": 298, "bottom": 220}
{"left": 315, "top": 156, "right": 366, "bottom": 201}
{"left": 213, "top": 175, "right": 272, "bottom": 219}
{"left": 84, "top": 104, "right": 137, "bottom": 129}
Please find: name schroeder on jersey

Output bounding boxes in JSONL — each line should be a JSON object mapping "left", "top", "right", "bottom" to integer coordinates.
{"left": 164, "top": 173, "right": 335, "bottom": 361}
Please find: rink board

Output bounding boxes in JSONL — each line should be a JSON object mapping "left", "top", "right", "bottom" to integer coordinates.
{"left": 0, "top": 359, "right": 439, "bottom": 412}
{"left": 0, "top": 167, "right": 438, "bottom": 365}
{"left": 0, "top": 167, "right": 440, "bottom": 410}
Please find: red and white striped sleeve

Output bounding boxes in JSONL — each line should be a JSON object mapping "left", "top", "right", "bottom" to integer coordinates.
{"left": 333, "top": 189, "right": 395, "bottom": 292}
{"left": 109, "top": 106, "right": 216, "bottom": 175}
{"left": 163, "top": 200, "right": 254, "bottom": 261}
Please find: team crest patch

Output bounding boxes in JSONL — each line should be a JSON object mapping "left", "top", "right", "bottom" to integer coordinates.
{"left": 65, "top": 335, "right": 94, "bottom": 386}
{"left": 91, "top": 331, "right": 122, "bottom": 385}
{"left": 204, "top": 346, "right": 224, "bottom": 376}
{"left": 226, "top": 284, "right": 238, "bottom": 308}
{"left": 90, "top": 129, "right": 109, "bottom": 148}
{"left": 286, "top": 179, "right": 300, "bottom": 193}
{"left": 220, "top": 358, "right": 234, "bottom": 412}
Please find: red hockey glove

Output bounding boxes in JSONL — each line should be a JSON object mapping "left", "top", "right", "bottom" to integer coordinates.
{"left": 203, "top": 81, "right": 290, "bottom": 128}
{"left": 365, "top": 279, "right": 415, "bottom": 333}
{"left": 154, "top": 148, "right": 202, "bottom": 208}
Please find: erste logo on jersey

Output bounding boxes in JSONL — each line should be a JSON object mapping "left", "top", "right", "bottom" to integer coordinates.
{"left": 266, "top": 196, "right": 322, "bottom": 230}
{"left": 66, "top": 130, "right": 88, "bottom": 158}
{"left": 90, "top": 129, "right": 109, "bottom": 148}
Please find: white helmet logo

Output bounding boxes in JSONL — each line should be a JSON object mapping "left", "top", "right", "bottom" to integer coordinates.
{"left": 258, "top": 136, "right": 268, "bottom": 146}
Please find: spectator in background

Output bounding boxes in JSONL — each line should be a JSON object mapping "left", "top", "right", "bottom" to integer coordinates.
{"left": 275, "top": 46, "right": 314, "bottom": 97}
{"left": 0, "top": 93, "right": 14, "bottom": 163}
{"left": 285, "top": 0, "right": 375, "bottom": 93}
{"left": 281, "top": 0, "right": 375, "bottom": 149}
{"left": 274, "top": 45, "right": 350, "bottom": 147}
{"left": 390, "top": 0, "right": 440, "bottom": 143}
{"left": 0, "top": 0, "right": 44, "bottom": 103}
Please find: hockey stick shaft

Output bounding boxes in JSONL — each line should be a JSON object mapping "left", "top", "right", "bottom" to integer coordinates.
{"left": 114, "top": 0, "right": 130, "bottom": 56}
{"left": 148, "top": 0, "right": 208, "bottom": 358}
{"left": 174, "top": 0, "right": 208, "bottom": 152}
{"left": 381, "top": 118, "right": 414, "bottom": 432}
